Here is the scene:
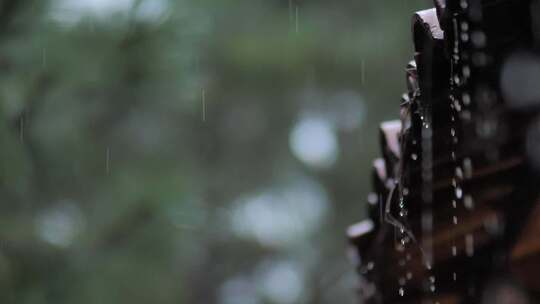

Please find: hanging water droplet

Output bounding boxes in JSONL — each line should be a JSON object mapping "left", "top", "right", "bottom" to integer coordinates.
{"left": 471, "top": 31, "right": 487, "bottom": 48}
{"left": 455, "top": 187, "right": 463, "bottom": 199}
{"left": 452, "top": 245, "right": 457, "bottom": 256}
{"left": 399, "top": 287, "right": 405, "bottom": 296}
{"left": 502, "top": 52, "right": 540, "bottom": 109}
{"left": 453, "top": 100, "right": 462, "bottom": 112}
{"left": 527, "top": 118, "right": 540, "bottom": 169}
{"left": 455, "top": 167, "right": 463, "bottom": 179}
{"left": 454, "top": 75, "right": 461, "bottom": 85}
{"left": 401, "top": 236, "right": 410, "bottom": 245}
{"left": 466, "top": 234, "right": 475, "bottom": 257}
{"left": 461, "top": 110, "right": 472, "bottom": 121}
{"left": 406, "top": 272, "right": 413, "bottom": 280}
{"left": 462, "top": 93, "right": 471, "bottom": 105}
{"left": 367, "top": 192, "right": 378, "bottom": 205}
{"left": 463, "top": 66, "right": 471, "bottom": 78}
{"left": 453, "top": 216, "right": 458, "bottom": 225}
{"left": 473, "top": 52, "right": 488, "bottom": 66}
{"left": 411, "top": 153, "right": 418, "bottom": 161}
{"left": 485, "top": 215, "right": 501, "bottom": 235}
{"left": 453, "top": 272, "right": 457, "bottom": 281}
{"left": 463, "top": 158, "right": 473, "bottom": 178}
{"left": 464, "top": 195, "right": 474, "bottom": 209}
{"left": 476, "top": 118, "right": 498, "bottom": 138}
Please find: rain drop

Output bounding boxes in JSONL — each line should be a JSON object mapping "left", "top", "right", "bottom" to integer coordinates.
{"left": 402, "top": 187, "right": 410, "bottom": 196}
{"left": 502, "top": 52, "right": 540, "bottom": 109}
{"left": 462, "top": 93, "right": 471, "bottom": 105}
{"left": 527, "top": 117, "right": 540, "bottom": 169}
{"left": 464, "top": 195, "right": 474, "bottom": 209}
{"left": 455, "top": 167, "right": 463, "bottom": 179}
{"left": 466, "top": 234, "right": 475, "bottom": 257}
{"left": 400, "top": 236, "right": 410, "bottom": 245}
{"left": 455, "top": 187, "right": 463, "bottom": 199}
{"left": 463, "top": 66, "right": 471, "bottom": 78}
{"left": 463, "top": 158, "right": 473, "bottom": 179}
{"left": 471, "top": 31, "right": 487, "bottom": 48}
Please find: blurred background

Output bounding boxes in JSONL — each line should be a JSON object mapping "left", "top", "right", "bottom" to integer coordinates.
{"left": 0, "top": 0, "right": 429, "bottom": 303}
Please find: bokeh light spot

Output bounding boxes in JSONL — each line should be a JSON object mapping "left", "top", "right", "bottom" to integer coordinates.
{"left": 289, "top": 117, "right": 339, "bottom": 169}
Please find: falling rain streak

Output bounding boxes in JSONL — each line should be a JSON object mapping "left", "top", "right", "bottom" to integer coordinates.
{"left": 19, "top": 116, "right": 24, "bottom": 142}
{"left": 295, "top": 5, "right": 299, "bottom": 34}
{"left": 42, "top": 48, "right": 47, "bottom": 68}
{"left": 288, "top": 1, "right": 299, "bottom": 33}
{"left": 421, "top": 108, "right": 435, "bottom": 296}
{"left": 347, "top": 1, "right": 540, "bottom": 303}
{"left": 361, "top": 59, "right": 366, "bottom": 85}
{"left": 449, "top": 6, "right": 462, "bottom": 289}
{"left": 106, "top": 147, "right": 110, "bottom": 175}
{"left": 202, "top": 89, "right": 206, "bottom": 122}
{"left": 288, "top": 0, "right": 293, "bottom": 23}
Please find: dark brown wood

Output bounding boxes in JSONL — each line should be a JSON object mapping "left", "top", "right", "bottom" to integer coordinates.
{"left": 348, "top": 1, "right": 540, "bottom": 303}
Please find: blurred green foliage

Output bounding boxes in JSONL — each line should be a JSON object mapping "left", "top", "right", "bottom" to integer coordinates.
{"left": 0, "top": 0, "right": 428, "bottom": 303}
